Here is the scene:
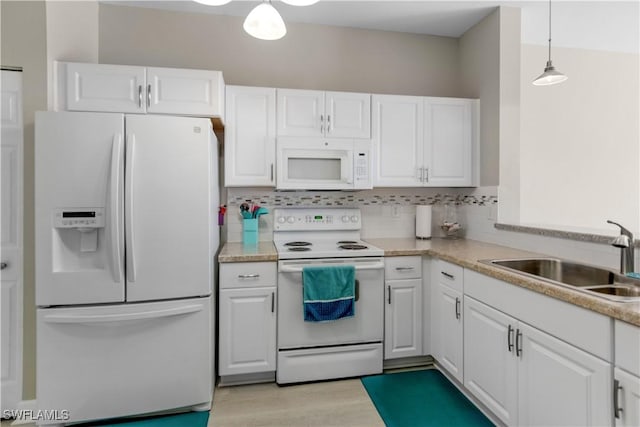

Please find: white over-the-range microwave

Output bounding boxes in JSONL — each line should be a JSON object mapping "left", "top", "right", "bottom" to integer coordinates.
{"left": 276, "top": 137, "right": 372, "bottom": 190}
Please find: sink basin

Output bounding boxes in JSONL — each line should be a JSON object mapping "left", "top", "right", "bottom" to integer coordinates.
{"left": 481, "top": 257, "right": 640, "bottom": 302}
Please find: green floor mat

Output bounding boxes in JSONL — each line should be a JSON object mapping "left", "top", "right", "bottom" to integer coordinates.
{"left": 77, "top": 411, "right": 209, "bottom": 427}
{"left": 362, "top": 369, "right": 494, "bottom": 427}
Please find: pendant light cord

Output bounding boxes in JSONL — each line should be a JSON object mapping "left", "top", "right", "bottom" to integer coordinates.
{"left": 547, "top": 0, "right": 552, "bottom": 62}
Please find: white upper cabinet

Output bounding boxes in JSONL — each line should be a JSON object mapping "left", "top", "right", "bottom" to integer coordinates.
{"left": 373, "top": 95, "right": 478, "bottom": 187}
{"left": 277, "top": 89, "right": 370, "bottom": 138}
{"left": 225, "top": 86, "right": 276, "bottom": 187}
{"left": 58, "top": 62, "right": 224, "bottom": 119}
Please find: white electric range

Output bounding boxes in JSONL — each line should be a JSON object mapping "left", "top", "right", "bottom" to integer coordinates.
{"left": 273, "top": 208, "right": 385, "bottom": 384}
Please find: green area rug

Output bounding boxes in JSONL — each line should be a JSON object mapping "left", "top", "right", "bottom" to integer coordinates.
{"left": 362, "top": 369, "right": 494, "bottom": 427}
{"left": 77, "top": 411, "right": 209, "bottom": 427}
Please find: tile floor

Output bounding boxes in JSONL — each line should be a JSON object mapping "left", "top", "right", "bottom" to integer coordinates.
{"left": 1, "top": 378, "right": 384, "bottom": 427}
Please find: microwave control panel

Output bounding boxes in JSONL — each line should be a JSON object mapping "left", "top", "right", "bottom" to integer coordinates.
{"left": 353, "top": 141, "right": 371, "bottom": 189}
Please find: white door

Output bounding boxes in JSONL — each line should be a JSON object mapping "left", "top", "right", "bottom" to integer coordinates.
{"left": 65, "top": 62, "right": 146, "bottom": 114}
{"left": 146, "top": 67, "right": 224, "bottom": 117}
{"left": 372, "top": 95, "right": 424, "bottom": 187}
{"left": 37, "top": 297, "right": 212, "bottom": 425}
{"left": 384, "top": 279, "right": 422, "bottom": 359}
{"left": 433, "top": 282, "right": 463, "bottom": 383}
{"left": 1, "top": 69, "right": 23, "bottom": 412}
{"left": 276, "top": 89, "right": 324, "bottom": 137}
{"left": 35, "top": 112, "right": 125, "bottom": 306}
{"left": 424, "top": 98, "right": 474, "bottom": 187}
{"left": 224, "top": 86, "right": 276, "bottom": 187}
{"left": 517, "top": 323, "right": 611, "bottom": 427}
{"left": 325, "top": 91, "right": 371, "bottom": 138}
{"left": 464, "top": 296, "right": 518, "bottom": 426}
{"left": 615, "top": 368, "right": 640, "bottom": 427}
{"left": 219, "top": 287, "right": 276, "bottom": 376}
{"left": 125, "top": 115, "right": 212, "bottom": 302}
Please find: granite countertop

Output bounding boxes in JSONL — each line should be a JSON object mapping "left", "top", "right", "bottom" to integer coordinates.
{"left": 217, "top": 238, "right": 640, "bottom": 326}
{"left": 366, "top": 237, "right": 640, "bottom": 327}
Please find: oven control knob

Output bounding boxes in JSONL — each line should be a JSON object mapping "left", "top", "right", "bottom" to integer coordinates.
{"left": 350, "top": 215, "right": 359, "bottom": 223}
{"left": 277, "top": 216, "right": 286, "bottom": 224}
{"left": 286, "top": 216, "right": 295, "bottom": 224}
{"left": 341, "top": 215, "right": 350, "bottom": 223}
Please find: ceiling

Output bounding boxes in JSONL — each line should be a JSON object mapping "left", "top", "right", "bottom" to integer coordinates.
{"left": 105, "top": 1, "right": 639, "bottom": 53}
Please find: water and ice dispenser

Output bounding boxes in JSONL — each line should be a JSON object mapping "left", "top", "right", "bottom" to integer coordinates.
{"left": 52, "top": 208, "right": 106, "bottom": 271}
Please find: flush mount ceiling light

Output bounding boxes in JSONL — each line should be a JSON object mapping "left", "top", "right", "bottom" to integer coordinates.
{"left": 533, "top": 0, "right": 568, "bottom": 86}
{"left": 193, "top": 0, "right": 232, "bottom": 5}
{"left": 280, "top": 0, "right": 319, "bottom": 5}
{"left": 243, "top": 1, "right": 287, "bottom": 41}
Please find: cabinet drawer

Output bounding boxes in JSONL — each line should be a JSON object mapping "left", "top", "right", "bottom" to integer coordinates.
{"left": 385, "top": 256, "right": 422, "bottom": 280}
{"left": 616, "top": 320, "right": 640, "bottom": 376}
{"left": 436, "top": 260, "right": 463, "bottom": 292}
{"left": 220, "top": 262, "right": 276, "bottom": 289}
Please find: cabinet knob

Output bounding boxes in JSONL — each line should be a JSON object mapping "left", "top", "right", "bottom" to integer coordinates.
{"left": 0, "top": 262, "right": 7, "bottom": 270}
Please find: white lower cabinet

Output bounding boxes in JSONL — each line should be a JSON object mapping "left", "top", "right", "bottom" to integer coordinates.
{"left": 384, "top": 257, "right": 422, "bottom": 359}
{"left": 464, "top": 295, "right": 611, "bottom": 426}
{"left": 614, "top": 368, "right": 640, "bottom": 427}
{"left": 219, "top": 262, "right": 276, "bottom": 378}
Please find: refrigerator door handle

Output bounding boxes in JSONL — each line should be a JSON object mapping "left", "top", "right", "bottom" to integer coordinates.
{"left": 125, "top": 134, "right": 136, "bottom": 283}
{"left": 109, "top": 134, "right": 123, "bottom": 284}
{"left": 43, "top": 304, "right": 204, "bottom": 324}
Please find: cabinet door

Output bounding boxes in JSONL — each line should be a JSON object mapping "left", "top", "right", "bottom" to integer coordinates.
{"left": 65, "top": 63, "right": 146, "bottom": 113}
{"left": 464, "top": 297, "right": 518, "bottom": 426}
{"left": 219, "top": 287, "right": 276, "bottom": 376}
{"left": 384, "top": 279, "right": 422, "bottom": 360}
{"left": 325, "top": 91, "right": 371, "bottom": 138}
{"left": 424, "top": 98, "right": 475, "bottom": 187}
{"left": 146, "top": 67, "right": 224, "bottom": 118}
{"left": 224, "top": 86, "right": 276, "bottom": 187}
{"left": 517, "top": 323, "right": 611, "bottom": 427}
{"left": 277, "top": 89, "right": 324, "bottom": 137}
{"left": 432, "top": 282, "right": 463, "bottom": 383}
{"left": 615, "top": 368, "right": 640, "bottom": 427}
{"left": 372, "top": 95, "right": 423, "bottom": 187}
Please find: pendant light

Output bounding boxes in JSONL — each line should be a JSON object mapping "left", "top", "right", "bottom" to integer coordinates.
{"left": 243, "top": 1, "right": 287, "bottom": 41}
{"left": 533, "top": 0, "right": 568, "bottom": 86}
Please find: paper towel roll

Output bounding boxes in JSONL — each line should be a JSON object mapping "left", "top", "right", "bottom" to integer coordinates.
{"left": 416, "top": 205, "right": 432, "bottom": 239}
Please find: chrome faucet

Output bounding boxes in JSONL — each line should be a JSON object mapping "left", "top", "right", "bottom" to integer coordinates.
{"left": 607, "top": 220, "right": 635, "bottom": 275}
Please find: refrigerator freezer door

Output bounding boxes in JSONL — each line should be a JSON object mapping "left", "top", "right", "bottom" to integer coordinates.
{"left": 124, "top": 115, "right": 213, "bottom": 302}
{"left": 35, "top": 112, "right": 125, "bottom": 306}
{"left": 36, "top": 297, "right": 212, "bottom": 424}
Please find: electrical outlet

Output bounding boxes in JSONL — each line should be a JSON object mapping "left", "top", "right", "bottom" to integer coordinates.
{"left": 391, "top": 205, "right": 400, "bottom": 218}
{"left": 488, "top": 204, "right": 497, "bottom": 221}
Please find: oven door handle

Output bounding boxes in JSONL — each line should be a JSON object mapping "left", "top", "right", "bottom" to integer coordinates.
{"left": 278, "top": 262, "right": 385, "bottom": 273}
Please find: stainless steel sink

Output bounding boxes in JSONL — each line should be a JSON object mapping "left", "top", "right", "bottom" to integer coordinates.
{"left": 480, "top": 257, "right": 640, "bottom": 302}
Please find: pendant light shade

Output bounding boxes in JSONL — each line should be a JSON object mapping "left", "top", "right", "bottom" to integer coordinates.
{"left": 533, "top": 0, "right": 567, "bottom": 86}
{"left": 280, "top": 0, "right": 319, "bottom": 5}
{"left": 243, "top": 2, "right": 287, "bottom": 41}
{"left": 193, "top": 0, "right": 232, "bottom": 5}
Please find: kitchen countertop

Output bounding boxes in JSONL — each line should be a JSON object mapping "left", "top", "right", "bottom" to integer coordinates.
{"left": 217, "top": 238, "right": 640, "bottom": 326}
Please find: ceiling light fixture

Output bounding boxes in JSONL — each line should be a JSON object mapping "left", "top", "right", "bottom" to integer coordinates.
{"left": 280, "top": 0, "right": 319, "bottom": 5}
{"left": 243, "top": 1, "right": 287, "bottom": 41}
{"left": 193, "top": 0, "right": 232, "bottom": 6}
{"left": 533, "top": 0, "right": 568, "bottom": 86}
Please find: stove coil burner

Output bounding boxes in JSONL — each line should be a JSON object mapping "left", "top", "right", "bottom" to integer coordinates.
{"left": 339, "top": 244, "right": 368, "bottom": 250}
{"left": 288, "top": 247, "right": 311, "bottom": 252}
{"left": 337, "top": 240, "right": 358, "bottom": 244}
{"left": 284, "top": 241, "right": 312, "bottom": 247}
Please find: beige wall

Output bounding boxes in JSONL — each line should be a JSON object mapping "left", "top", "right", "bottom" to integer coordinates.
{"left": 98, "top": 4, "right": 461, "bottom": 97}
{"left": 519, "top": 44, "right": 640, "bottom": 233}
{"left": 1, "top": 0, "right": 48, "bottom": 401}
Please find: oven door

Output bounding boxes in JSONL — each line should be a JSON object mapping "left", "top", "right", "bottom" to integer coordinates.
{"left": 277, "top": 257, "right": 384, "bottom": 349}
{"left": 276, "top": 137, "right": 354, "bottom": 190}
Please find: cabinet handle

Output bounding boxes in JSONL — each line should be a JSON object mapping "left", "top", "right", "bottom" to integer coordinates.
{"left": 147, "top": 84, "right": 151, "bottom": 108}
{"left": 515, "top": 329, "right": 523, "bottom": 357}
{"left": 395, "top": 266, "right": 414, "bottom": 271}
{"left": 138, "top": 85, "right": 143, "bottom": 108}
{"left": 238, "top": 274, "right": 260, "bottom": 279}
{"left": 507, "top": 324, "right": 514, "bottom": 352}
{"left": 441, "top": 271, "right": 455, "bottom": 280}
{"left": 270, "top": 163, "right": 274, "bottom": 182}
{"left": 416, "top": 167, "right": 423, "bottom": 182}
{"left": 387, "top": 285, "right": 391, "bottom": 305}
{"left": 425, "top": 168, "right": 429, "bottom": 183}
{"left": 320, "top": 114, "right": 324, "bottom": 134}
{"left": 0, "top": 262, "right": 7, "bottom": 270}
{"left": 271, "top": 292, "right": 275, "bottom": 313}
{"left": 455, "top": 297, "right": 460, "bottom": 319}
{"left": 327, "top": 115, "right": 332, "bottom": 133}
{"left": 614, "top": 379, "right": 623, "bottom": 419}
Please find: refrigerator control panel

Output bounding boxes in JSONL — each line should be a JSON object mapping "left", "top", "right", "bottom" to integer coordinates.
{"left": 53, "top": 208, "right": 105, "bottom": 228}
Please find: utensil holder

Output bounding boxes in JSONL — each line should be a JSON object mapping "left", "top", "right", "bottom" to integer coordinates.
{"left": 243, "top": 218, "right": 258, "bottom": 245}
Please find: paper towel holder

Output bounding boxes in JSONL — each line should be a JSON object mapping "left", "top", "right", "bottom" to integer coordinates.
{"left": 415, "top": 205, "right": 432, "bottom": 240}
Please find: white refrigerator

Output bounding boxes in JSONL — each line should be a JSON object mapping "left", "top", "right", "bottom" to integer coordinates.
{"left": 34, "top": 112, "right": 218, "bottom": 425}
